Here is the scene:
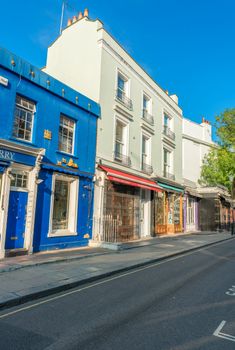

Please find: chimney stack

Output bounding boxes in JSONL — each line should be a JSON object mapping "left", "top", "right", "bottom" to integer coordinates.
{"left": 67, "top": 18, "right": 72, "bottom": 26}
{"left": 72, "top": 15, "right": 77, "bottom": 23}
{"left": 78, "top": 11, "right": 83, "bottom": 20}
{"left": 84, "top": 8, "right": 89, "bottom": 17}
{"left": 165, "top": 90, "right": 169, "bottom": 95}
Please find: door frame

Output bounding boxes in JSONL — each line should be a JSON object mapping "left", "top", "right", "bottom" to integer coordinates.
{"left": 140, "top": 189, "right": 151, "bottom": 238}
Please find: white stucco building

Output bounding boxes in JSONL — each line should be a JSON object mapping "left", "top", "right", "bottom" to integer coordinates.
{"left": 182, "top": 118, "right": 214, "bottom": 187}
{"left": 43, "top": 10, "right": 185, "bottom": 242}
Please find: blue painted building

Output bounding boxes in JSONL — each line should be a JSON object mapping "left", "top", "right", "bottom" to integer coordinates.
{"left": 0, "top": 47, "right": 100, "bottom": 258}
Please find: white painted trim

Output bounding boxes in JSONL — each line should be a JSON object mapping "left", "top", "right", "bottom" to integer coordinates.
{"left": 48, "top": 172, "right": 79, "bottom": 237}
{"left": 114, "top": 114, "right": 130, "bottom": 158}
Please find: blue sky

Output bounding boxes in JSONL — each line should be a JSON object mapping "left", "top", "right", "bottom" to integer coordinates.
{"left": 0, "top": 0, "right": 235, "bottom": 130}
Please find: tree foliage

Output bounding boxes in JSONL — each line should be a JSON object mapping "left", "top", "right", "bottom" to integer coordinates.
{"left": 200, "top": 108, "right": 235, "bottom": 193}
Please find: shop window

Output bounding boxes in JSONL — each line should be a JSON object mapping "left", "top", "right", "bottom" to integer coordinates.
{"left": 59, "top": 115, "right": 75, "bottom": 154}
{"left": 13, "top": 95, "right": 35, "bottom": 142}
{"left": 10, "top": 172, "right": 28, "bottom": 189}
{"left": 50, "top": 175, "right": 78, "bottom": 236}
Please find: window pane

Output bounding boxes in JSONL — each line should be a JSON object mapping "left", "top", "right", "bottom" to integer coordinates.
{"left": 118, "top": 76, "right": 125, "bottom": 91}
{"left": 13, "top": 96, "right": 35, "bottom": 141}
{"left": 59, "top": 116, "right": 75, "bottom": 154}
{"left": 52, "top": 180, "right": 70, "bottom": 230}
{"left": 116, "top": 122, "right": 123, "bottom": 142}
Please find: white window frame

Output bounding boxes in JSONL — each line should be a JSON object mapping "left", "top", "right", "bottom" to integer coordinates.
{"left": 116, "top": 69, "right": 130, "bottom": 98}
{"left": 13, "top": 95, "right": 36, "bottom": 143}
{"left": 163, "top": 147, "right": 173, "bottom": 176}
{"left": 58, "top": 115, "right": 75, "bottom": 155}
{"left": 48, "top": 173, "right": 79, "bottom": 237}
{"left": 163, "top": 109, "right": 174, "bottom": 131}
{"left": 114, "top": 115, "right": 129, "bottom": 159}
{"left": 142, "top": 92, "right": 152, "bottom": 114}
{"left": 141, "top": 131, "right": 151, "bottom": 168}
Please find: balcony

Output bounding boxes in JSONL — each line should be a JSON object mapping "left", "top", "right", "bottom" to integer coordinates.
{"left": 163, "top": 170, "right": 175, "bottom": 181}
{"left": 142, "top": 109, "right": 154, "bottom": 126}
{"left": 114, "top": 150, "right": 131, "bottom": 166}
{"left": 163, "top": 125, "right": 175, "bottom": 141}
{"left": 142, "top": 162, "right": 153, "bottom": 175}
{"left": 116, "top": 89, "right": 133, "bottom": 110}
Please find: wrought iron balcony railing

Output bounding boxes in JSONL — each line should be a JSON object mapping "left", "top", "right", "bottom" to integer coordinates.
{"left": 142, "top": 156, "right": 153, "bottom": 174}
{"left": 114, "top": 150, "right": 131, "bottom": 166}
{"left": 163, "top": 125, "right": 175, "bottom": 141}
{"left": 116, "top": 89, "right": 133, "bottom": 110}
{"left": 142, "top": 109, "right": 154, "bottom": 125}
{"left": 142, "top": 162, "right": 153, "bottom": 175}
{"left": 163, "top": 170, "right": 175, "bottom": 181}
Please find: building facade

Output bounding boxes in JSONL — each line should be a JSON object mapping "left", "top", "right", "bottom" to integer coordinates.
{"left": 0, "top": 47, "right": 100, "bottom": 258}
{"left": 182, "top": 118, "right": 233, "bottom": 232}
{"left": 43, "top": 11, "right": 184, "bottom": 243}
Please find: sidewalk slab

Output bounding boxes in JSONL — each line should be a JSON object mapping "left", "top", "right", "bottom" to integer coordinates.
{"left": 0, "top": 232, "right": 233, "bottom": 311}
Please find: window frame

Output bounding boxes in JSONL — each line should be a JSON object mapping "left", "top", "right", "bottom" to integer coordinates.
{"left": 58, "top": 115, "right": 76, "bottom": 155}
{"left": 48, "top": 173, "right": 79, "bottom": 237}
{"left": 13, "top": 95, "right": 36, "bottom": 143}
{"left": 114, "top": 116, "right": 129, "bottom": 160}
{"left": 141, "top": 132, "right": 151, "bottom": 168}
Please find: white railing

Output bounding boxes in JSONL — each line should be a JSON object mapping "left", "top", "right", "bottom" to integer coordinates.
{"left": 93, "top": 215, "right": 121, "bottom": 243}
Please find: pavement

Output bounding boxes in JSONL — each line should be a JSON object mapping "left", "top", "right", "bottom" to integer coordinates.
{"left": 0, "top": 231, "right": 233, "bottom": 311}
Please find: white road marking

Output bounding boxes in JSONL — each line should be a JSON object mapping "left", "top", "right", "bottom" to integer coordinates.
{"left": 226, "top": 285, "right": 235, "bottom": 296}
{"left": 0, "top": 238, "right": 233, "bottom": 320}
{"left": 213, "top": 321, "right": 235, "bottom": 342}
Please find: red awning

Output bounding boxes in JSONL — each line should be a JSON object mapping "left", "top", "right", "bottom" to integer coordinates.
{"left": 99, "top": 165, "right": 162, "bottom": 192}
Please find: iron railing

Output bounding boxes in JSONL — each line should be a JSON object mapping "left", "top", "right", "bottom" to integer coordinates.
{"left": 163, "top": 170, "right": 175, "bottom": 181}
{"left": 163, "top": 125, "right": 175, "bottom": 141}
{"left": 114, "top": 150, "right": 131, "bottom": 166}
{"left": 142, "top": 158, "right": 153, "bottom": 174}
{"left": 142, "top": 109, "right": 154, "bottom": 125}
{"left": 116, "top": 89, "right": 133, "bottom": 110}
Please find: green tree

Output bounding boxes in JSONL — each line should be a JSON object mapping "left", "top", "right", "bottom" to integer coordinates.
{"left": 200, "top": 108, "right": 235, "bottom": 193}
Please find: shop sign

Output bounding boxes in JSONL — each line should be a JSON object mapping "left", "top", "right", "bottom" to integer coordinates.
{"left": 0, "top": 148, "right": 36, "bottom": 166}
{"left": 0, "top": 149, "right": 15, "bottom": 160}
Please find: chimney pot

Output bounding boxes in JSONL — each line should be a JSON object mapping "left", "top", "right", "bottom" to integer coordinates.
{"left": 72, "top": 15, "right": 77, "bottom": 23}
{"left": 84, "top": 8, "right": 89, "bottom": 17}
{"left": 78, "top": 11, "right": 83, "bottom": 20}
{"left": 67, "top": 18, "right": 72, "bottom": 26}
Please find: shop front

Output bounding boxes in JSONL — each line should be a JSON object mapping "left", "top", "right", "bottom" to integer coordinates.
{"left": 0, "top": 140, "right": 44, "bottom": 258}
{"left": 183, "top": 189, "right": 201, "bottom": 232}
{"left": 92, "top": 165, "right": 162, "bottom": 244}
{"left": 33, "top": 162, "right": 95, "bottom": 252}
{"left": 154, "top": 182, "right": 184, "bottom": 235}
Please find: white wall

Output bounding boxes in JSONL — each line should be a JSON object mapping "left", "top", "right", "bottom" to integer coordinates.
{"left": 182, "top": 118, "right": 214, "bottom": 186}
{"left": 43, "top": 18, "right": 103, "bottom": 103}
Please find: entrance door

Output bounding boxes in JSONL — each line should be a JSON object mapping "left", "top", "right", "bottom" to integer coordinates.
{"left": 140, "top": 189, "right": 150, "bottom": 237}
{"left": 5, "top": 191, "right": 28, "bottom": 249}
{"left": 187, "top": 197, "right": 196, "bottom": 231}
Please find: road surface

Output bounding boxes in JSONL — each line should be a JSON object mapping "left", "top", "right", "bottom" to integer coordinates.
{"left": 0, "top": 238, "right": 235, "bottom": 350}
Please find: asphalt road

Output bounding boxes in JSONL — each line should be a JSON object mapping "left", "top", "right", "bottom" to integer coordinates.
{"left": 0, "top": 238, "right": 235, "bottom": 350}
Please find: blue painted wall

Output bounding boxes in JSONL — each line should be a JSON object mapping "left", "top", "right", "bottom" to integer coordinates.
{"left": 0, "top": 47, "right": 100, "bottom": 252}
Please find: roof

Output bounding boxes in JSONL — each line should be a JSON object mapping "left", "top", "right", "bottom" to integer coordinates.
{"left": 0, "top": 47, "right": 100, "bottom": 118}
